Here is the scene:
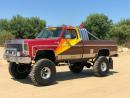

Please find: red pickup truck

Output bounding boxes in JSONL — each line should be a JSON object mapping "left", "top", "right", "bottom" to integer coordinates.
{"left": 4, "top": 26, "right": 118, "bottom": 86}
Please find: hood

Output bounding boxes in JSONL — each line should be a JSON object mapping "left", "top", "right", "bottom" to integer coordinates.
{"left": 6, "top": 39, "right": 24, "bottom": 44}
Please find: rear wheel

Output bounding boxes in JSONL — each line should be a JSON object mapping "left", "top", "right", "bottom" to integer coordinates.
{"left": 9, "top": 62, "right": 31, "bottom": 79}
{"left": 30, "top": 59, "right": 56, "bottom": 86}
{"left": 69, "top": 62, "right": 84, "bottom": 73}
{"left": 93, "top": 56, "right": 109, "bottom": 76}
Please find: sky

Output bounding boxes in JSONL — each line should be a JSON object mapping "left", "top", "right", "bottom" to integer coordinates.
{"left": 0, "top": 0, "right": 130, "bottom": 26}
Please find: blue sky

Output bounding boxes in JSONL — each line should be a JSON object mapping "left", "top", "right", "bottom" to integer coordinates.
{"left": 0, "top": 0, "right": 130, "bottom": 26}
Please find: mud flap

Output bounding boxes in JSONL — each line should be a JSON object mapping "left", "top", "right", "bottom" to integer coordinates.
{"left": 109, "top": 58, "right": 113, "bottom": 69}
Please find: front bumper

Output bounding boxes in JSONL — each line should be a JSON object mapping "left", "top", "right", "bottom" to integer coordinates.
{"left": 4, "top": 55, "right": 31, "bottom": 64}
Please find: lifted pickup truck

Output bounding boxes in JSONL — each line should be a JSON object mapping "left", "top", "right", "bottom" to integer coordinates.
{"left": 4, "top": 26, "right": 118, "bottom": 86}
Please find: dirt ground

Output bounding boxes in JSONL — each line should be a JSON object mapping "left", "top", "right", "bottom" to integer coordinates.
{"left": 0, "top": 47, "right": 130, "bottom": 98}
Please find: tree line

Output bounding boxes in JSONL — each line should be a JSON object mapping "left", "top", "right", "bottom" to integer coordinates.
{"left": 83, "top": 13, "right": 130, "bottom": 46}
{"left": 0, "top": 14, "right": 130, "bottom": 46}
{"left": 0, "top": 15, "right": 46, "bottom": 45}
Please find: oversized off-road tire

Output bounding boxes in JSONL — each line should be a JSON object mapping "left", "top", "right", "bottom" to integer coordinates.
{"left": 30, "top": 59, "right": 56, "bottom": 86}
{"left": 9, "top": 62, "right": 31, "bottom": 79}
{"left": 69, "top": 63, "right": 84, "bottom": 73}
{"left": 93, "top": 56, "right": 109, "bottom": 77}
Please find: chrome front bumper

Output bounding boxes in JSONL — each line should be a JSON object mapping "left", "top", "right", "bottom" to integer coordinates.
{"left": 4, "top": 55, "right": 31, "bottom": 64}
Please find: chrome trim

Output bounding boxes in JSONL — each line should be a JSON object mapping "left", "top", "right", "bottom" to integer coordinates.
{"left": 58, "top": 54, "right": 82, "bottom": 60}
{"left": 57, "top": 53, "right": 96, "bottom": 60}
{"left": 4, "top": 55, "right": 31, "bottom": 64}
{"left": 83, "top": 53, "right": 96, "bottom": 58}
{"left": 57, "top": 51, "right": 117, "bottom": 60}
{"left": 4, "top": 48, "right": 17, "bottom": 56}
{"left": 101, "top": 62, "right": 107, "bottom": 72}
{"left": 41, "top": 67, "right": 51, "bottom": 79}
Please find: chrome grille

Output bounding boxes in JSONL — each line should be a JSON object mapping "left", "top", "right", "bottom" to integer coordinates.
{"left": 6, "top": 44, "right": 23, "bottom": 51}
{"left": 5, "top": 49, "right": 17, "bottom": 56}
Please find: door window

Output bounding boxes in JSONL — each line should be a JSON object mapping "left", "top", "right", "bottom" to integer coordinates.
{"left": 64, "top": 29, "right": 77, "bottom": 39}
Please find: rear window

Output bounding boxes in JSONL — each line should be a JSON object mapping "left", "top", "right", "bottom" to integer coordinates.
{"left": 79, "top": 28, "right": 89, "bottom": 40}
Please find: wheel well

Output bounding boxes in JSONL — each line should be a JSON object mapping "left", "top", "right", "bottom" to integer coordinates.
{"left": 98, "top": 49, "right": 110, "bottom": 56}
{"left": 34, "top": 50, "right": 56, "bottom": 62}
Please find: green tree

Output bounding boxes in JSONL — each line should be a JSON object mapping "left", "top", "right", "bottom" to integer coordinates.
{"left": 117, "top": 19, "right": 130, "bottom": 26}
{"left": 109, "top": 19, "right": 130, "bottom": 45}
{"left": 83, "top": 13, "right": 112, "bottom": 39}
{"left": 9, "top": 15, "right": 46, "bottom": 39}
{"left": 0, "top": 19, "right": 9, "bottom": 31}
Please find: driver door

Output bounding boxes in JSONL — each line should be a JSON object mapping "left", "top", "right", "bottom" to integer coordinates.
{"left": 61, "top": 29, "right": 83, "bottom": 60}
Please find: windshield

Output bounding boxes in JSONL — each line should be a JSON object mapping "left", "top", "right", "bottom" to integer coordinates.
{"left": 36, "top": 28, "right": 62, "bottom": 38}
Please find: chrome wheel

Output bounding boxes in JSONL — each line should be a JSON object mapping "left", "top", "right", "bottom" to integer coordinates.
{"left": 101, "top": 62, "right": 107, "bottom": 72}
{"left": 41, "top": 67, "right": 51, "bottom": 79}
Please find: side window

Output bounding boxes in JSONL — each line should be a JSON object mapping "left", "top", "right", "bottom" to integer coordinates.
{"left": 79, "top": 29, "right": 89, "bottom": 40}
{"left": 64, "top": 29, "right": 77, "bottom": 39}
{"left": 79, "top": 28, "right": 99, "bottom": 40}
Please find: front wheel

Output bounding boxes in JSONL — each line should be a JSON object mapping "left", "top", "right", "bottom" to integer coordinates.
{"left": 93, "top": 56, "right": 109, "bottom": 77}
{"left": 9, "top": 62, "right": 31, "bottom": 79}
{"left": 30, "top": 59, "right": 56, "bottom": 86}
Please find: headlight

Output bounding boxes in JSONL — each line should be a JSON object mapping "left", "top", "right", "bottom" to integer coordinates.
{"left": 23, "top": 44, "right": 29, "bottom": 56}
{"left": 6, "top": 50, "right": 9, "bottom": 54}
{"left": 24, "top": 44, "right": 29, "bottom": 51}
{"left": 17, "top": 52, "right": 20, "bottom": 56}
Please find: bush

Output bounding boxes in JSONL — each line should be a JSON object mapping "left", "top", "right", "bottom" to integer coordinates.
{"left": 0, "top": 30, "right": 14, "bottom": 46}
{"left": 108, "top": 20, "right": 130, "bottom": 45}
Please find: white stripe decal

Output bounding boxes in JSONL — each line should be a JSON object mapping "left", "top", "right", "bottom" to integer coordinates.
{"left": 57, "top": 51, "right": 117, "bottom": 60}
{"left": 57, "top": 54, "right": 96, "bottom": 60}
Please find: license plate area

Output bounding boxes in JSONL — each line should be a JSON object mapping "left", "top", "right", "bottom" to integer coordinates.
{"left": 5, "top": 48, "right": 17, "bottom": 56}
